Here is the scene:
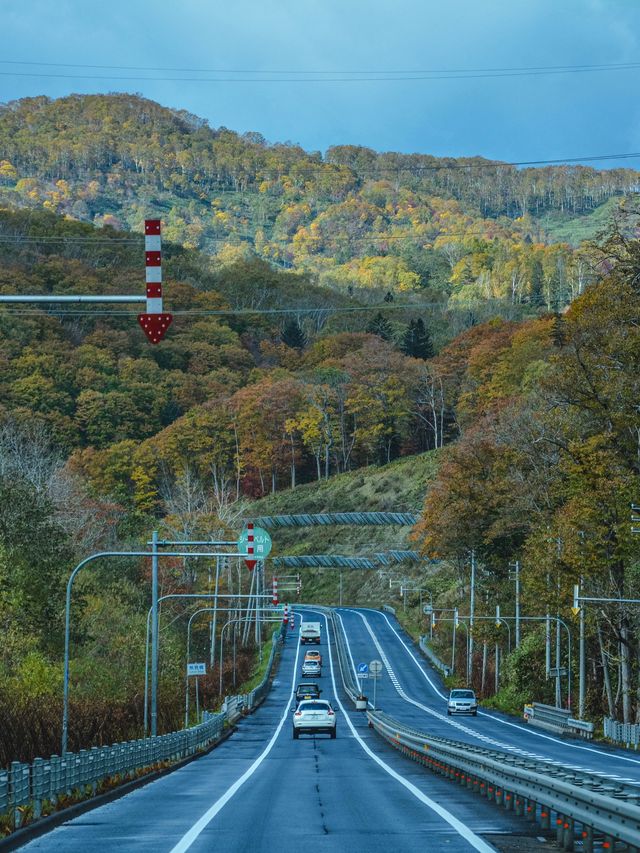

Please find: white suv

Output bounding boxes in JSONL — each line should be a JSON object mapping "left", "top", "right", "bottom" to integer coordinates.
{"left": 447, "top": 689, "right": 478, "bottom": 716}
{"left": 292, "top": 699, "right": 337, "bottom": 738}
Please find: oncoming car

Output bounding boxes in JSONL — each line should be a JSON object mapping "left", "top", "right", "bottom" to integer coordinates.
{"left": 447, "top": 689, "right": 478, "bottom": 716}
{"left": 292, "top": 699, "right": 337, "bottom": 738}
{"left": 301, "top": 658, "right": 321, "bottom": 678}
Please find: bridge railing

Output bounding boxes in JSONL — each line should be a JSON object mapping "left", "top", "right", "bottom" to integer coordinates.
{"left": 0, "top": 627, "right": 285, "bottom": 834}
{"left": 367, "top": 708, "right": 640, "bottom": 849}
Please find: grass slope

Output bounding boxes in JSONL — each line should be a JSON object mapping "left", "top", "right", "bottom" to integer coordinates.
{"left": 538, "top": 197, "right": 622, "bottom": 245}
{"left": 247, "top": 452, "right": 440, "bottom": 607}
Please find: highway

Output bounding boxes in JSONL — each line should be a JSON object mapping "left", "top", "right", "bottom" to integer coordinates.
{"left": 20, "top": 608, "right": 540, "bottom": 853}
{"left": 337, "top": 607, "right": 640, "bottom": 787}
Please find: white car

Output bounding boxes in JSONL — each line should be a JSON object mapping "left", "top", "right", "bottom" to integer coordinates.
{"left": 447, "top": 689, "right": 478, "bottom": 716}
{"left": 293, "top": 699, "right": 337, "bottom": 738}
{"left": 301, "top": 659, "right": 321, "bottom": 678}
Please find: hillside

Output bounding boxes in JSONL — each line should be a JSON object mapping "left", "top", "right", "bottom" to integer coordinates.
{"left": 0, "top": 93, "right": 634, "bottom": 308}
{"left": 248, "top": 453, "right": 443, "bottom": 608}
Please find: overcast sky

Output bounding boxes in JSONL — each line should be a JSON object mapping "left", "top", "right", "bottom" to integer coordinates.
{"left": 2, "top": 0, "right": 640, "bottom": 168}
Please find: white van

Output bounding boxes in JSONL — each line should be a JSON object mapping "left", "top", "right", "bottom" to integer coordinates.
{"left": 300, "top": 621, "right": 321, "bottom": 644}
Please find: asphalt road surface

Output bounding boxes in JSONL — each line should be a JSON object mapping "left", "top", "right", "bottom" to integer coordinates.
{"left": 19, "top": 608, "right": 544, "bottom": 853}
{"left": 337, "top": 607, "right": 640, "bottom": 788}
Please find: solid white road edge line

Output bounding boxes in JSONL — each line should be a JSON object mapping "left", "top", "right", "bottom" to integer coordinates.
{"left": 169, "top": 636, "right": 301, "bottom": 853}
{"left": 311, "top": 609, "right": 495, "bottom": 853}
{"left": 344, "top": 609, "right": 624, "bottom": 779}
{"left": 371, "top": 609, "right": 640, "bottom": 769}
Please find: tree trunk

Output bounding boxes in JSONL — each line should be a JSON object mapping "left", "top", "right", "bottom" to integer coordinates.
{"left": 620, "top": 618, "right": 632, "bottom": 723}
{"left": 597, "top": 618, "right": 615, "bottom": 719}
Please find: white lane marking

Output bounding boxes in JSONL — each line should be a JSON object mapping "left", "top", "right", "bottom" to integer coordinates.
{"left": 342, "top": 609, "right": 634, "bottom": 780}
{"left": 363, "top": 609, "right": 640, "bottom": 772}
{"left": 170, "top": 638, "right": 301, "bottom": 852}
{"left": 308, "top": 609, "right": 495, "bottom": 853}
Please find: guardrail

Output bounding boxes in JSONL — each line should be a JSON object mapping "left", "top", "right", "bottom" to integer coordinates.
{"left": 524, "top": 703, "right": 595, "bottom": 740}
{"left": 246, "top": 626, "right": 285, "bottom": 711}
{"left": 419, "top": 636, "right": 451, "bottom": 678}
{"left": 0, "top": 712, "right": 226, "bottom": 832}
{"left": 367, "top": 708, "right": 640, "bottom": 851}
{"left": 604, "top": 717, "right": 640, "bottom": 749}
{"left": 0, "top": 626, "right": 285, "bottom": 835}
{"left": 524, "top": 702, "right": 570, "bottom": 734}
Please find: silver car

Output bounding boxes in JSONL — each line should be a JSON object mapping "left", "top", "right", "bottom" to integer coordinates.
{"left": 447, "top": 688, "right": 478, "bottom": 716}
{"left": 293, "top": 699, "right": 337, "bottom": 738}
{"left": 301, "top": 659, "right": 321, "bottom": 678}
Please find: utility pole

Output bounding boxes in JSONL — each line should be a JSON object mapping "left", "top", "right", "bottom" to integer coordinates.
{"left": 451, "top": 608, "right": 458, "bottom": 674}
{"left": 209, "top": 555, "right": 221, "bottom": 667}
{"left": 468, "top": 550, "right": 476, "bottom": 684}
{"left": 509, "top": 560, "right": 521, "bottom": 647}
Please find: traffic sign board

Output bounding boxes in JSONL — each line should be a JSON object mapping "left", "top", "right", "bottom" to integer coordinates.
{"left": 238, "top": 525, "right": 272, "bottom": 570}
{"left": 369, "top": 660, "right": 383, "bottom": 675}
{"left": 571, "top": 607, "right": 581, "bottom": 617}
{"left": 548, "top": 667, "right": 567, "bottom": 678}
{"left": 187, "top": 662, "right": 206, "bottom": 677}
{"left": 357, "top": 663, "right": 369, "bottom": 678}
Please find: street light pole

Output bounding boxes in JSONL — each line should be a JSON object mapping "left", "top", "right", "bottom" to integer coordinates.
{"left": 150, "top": 531, "right": 159, "bottom": 737}
{"left": 62, "top": 547, "right": 239, "bottom": 755}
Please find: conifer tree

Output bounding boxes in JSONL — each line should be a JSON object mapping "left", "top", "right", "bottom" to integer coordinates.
{"left": 401, "top": 318, "right": 434, "bottom": 359}
{"left": 281, "top": 319, "right": 307, "bottom": 350}
{"left": 366, "top": 312, "right": 393, "bottom": 341}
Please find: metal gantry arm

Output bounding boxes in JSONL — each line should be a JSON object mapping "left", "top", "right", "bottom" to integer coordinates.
{"left": 62, "top": 546, "right": 251, "bottom": 755}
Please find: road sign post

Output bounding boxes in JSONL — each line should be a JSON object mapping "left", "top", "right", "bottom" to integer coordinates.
{"left": 369, "top": 659, "right": 382, "bottom": 709}
{"left": 356, "top": 662, "right": 369, "bottom": 693}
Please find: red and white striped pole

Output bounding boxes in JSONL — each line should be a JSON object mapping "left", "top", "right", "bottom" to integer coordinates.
{"left": 244, "top": 522, "right": 256, "bottom": 571}
{"left": 283, "top": 604, "right": 289, "bottom": 626}
{"left": 289, "top": 609, "right": 295, "bottom": 631}
{"left": 138, "top": 219, "right": 172, "bottom": 344}
{"left": 272, "top": 575, "right": 279, "bottom": 606}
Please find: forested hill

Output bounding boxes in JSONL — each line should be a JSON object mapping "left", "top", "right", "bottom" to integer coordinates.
{"left": 0, "top": 93, "right": 637, "bottom": 307}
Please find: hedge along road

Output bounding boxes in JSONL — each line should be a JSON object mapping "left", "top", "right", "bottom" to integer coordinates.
{"left": 21, "top": 608, "right": 513, "bottom": 852}
{"left": 337, "top": 607, "right": 640, "bottom": 787}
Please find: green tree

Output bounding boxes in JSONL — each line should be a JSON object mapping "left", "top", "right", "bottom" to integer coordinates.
{"left": 281, "top": 319, "right": 307, "bottom": 351}
{"left": 401, "top": 319, "right": 434, "bottom": 359}
{"left": 366, "top": 313, "right": 393, "bottom": 341}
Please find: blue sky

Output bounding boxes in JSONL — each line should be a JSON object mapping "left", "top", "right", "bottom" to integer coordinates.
{"left": 2, "top": 0, "right": 640, "bottom": 168}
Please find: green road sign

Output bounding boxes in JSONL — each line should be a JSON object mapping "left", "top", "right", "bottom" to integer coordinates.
{"left": 238, "top": 526, "right": 273, "bottom": 561}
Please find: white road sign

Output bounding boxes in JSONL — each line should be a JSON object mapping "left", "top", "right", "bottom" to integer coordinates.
{"left": 187, "top": 662, "right": 206, "bottom": 677}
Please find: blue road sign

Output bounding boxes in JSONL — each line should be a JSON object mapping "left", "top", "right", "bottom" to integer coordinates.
{"left": 357, "top": 663, "right": 369, "bottom": 675}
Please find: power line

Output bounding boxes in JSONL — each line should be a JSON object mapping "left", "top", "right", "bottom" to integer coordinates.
{"left": 0, "top": 301, "right": 495, "bottom": 318}
{"left": 4, "top": 59, "right": 640, "bottom": 74}
{"left": 3, "top": 59, "right": 640, "bottom": 83}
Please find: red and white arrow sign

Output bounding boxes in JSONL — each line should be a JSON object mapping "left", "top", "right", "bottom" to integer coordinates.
{"left": 138, "top": 219, "right": 172, "bottom": 344}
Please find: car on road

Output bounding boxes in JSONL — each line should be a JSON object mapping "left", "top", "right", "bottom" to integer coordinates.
{"left": 447, "top": 688, "right": 478, "bottom": 716}
{"left": 295, "top": 683, "right": 322, "bottom": 706}
{"left": 301, "top": 658, "right": 321, "bottom": 677}
{"left": 304, "top": 650, "right": 322, "bottom": 665}
{"left": 292, "top": 699, "right": 337, "bottom": 738}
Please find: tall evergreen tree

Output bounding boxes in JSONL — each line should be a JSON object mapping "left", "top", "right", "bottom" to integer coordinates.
{"left": 366, "top": 312, "right": 393, "bottom": 341}
{"left": 530, "top": 257, "right": 544, "bottom": 307}
{"left": 281, "top": 319, "right": 307, "bottom": 350}
{"left": 401, "top": 318, "right": 434, "bottom": 359}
